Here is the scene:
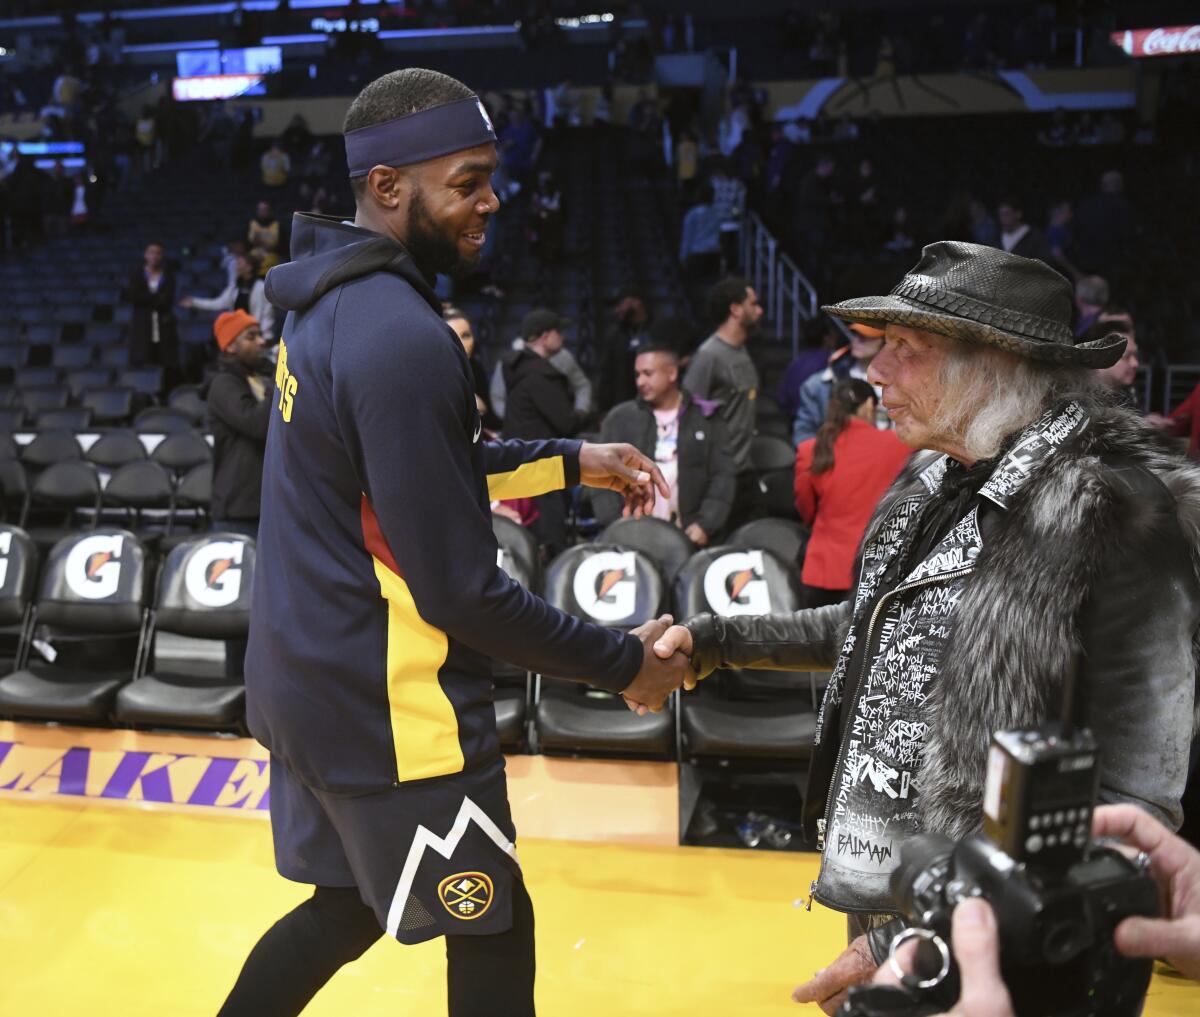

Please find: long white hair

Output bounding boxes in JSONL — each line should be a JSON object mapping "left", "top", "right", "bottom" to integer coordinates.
{"left": 930, "top": 340, "right": 1097, "bottom": 461}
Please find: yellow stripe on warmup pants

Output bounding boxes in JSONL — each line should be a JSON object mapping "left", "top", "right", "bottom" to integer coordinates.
{"left": 371, "top": 557, "right": 464, "bottom": 783}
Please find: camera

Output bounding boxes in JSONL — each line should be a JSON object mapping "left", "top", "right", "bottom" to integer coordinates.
{"left": 838, "top": 722, "right": 1160, "bottom": 1017}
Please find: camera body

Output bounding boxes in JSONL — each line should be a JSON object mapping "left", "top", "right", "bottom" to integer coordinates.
{"left": 840, "top": 724, "right": 1159, "bottom": 1017}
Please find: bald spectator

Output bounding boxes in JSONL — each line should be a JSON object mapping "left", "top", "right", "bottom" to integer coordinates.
{"left": 594, "top": 345, "right": 736, "bottom": 547}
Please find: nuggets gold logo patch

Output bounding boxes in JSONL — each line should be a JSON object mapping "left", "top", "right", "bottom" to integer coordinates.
{"left": 438, "top": 872, "right": 494, "bottom": 920}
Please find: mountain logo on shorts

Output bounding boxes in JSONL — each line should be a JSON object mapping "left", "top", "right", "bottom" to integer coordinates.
{"left": 438, "top": 871, "right": 494, "bottom": 920}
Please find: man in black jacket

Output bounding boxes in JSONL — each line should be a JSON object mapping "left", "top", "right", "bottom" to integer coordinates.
{"left": 205, "top": 309, "right": 271, "bottom": 682}
{"left": 594, "top": 344, "right": 736, "bottom": 546}
{"left": 206, "top": 309, "right": 271, "bottom": 538}
{"left": 502, "top": 308, "right": 580, "bottom": 553}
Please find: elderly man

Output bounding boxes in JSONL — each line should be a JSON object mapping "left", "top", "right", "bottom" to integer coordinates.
{"left": 649, "top": 241, "right": 1200, "bottom": 1013}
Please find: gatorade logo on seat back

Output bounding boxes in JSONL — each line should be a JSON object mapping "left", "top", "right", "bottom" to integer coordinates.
{"left": 572, "top": 550, "right": 637, "bottom": 623}
{"left": 184, "top": 540, "right": 245, "bottom": 608}
{"left": 65, "top": 534, "right": 124, "bottom": 600}
{"left": 703, "top": 550, "right": 771, "bottom": 617}
{"left": 0, "top": 531, "right": 11, "bottom": 589}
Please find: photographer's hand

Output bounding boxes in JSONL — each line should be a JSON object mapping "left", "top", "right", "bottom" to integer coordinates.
{"left": 1093, "top": 804, "right": 1200, "bottom": 981}
{"left": 871, "top": 899, "right": 1015, "bottom": 1017}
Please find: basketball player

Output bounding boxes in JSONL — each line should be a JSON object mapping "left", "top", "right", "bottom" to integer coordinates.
{"left": 218, "top": 69, "right": 690, "bottom": 1016}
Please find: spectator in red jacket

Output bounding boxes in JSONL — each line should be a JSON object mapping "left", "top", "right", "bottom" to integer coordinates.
{"left": 793, "top": 378, "right": 911, "bottom": 606}
{"left": 1150, "top": 384, "right": 1200, "bottom": 460}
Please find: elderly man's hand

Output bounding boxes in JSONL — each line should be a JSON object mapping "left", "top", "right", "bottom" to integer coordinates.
{"left": 791, "top": 935, "right": 876, "bottom": 1013}
{"left": 653, "top": 623, "right": 699, "bottom": 690}
{"left": 869, "top": 900, "right": 1015, "bottom": 1017}
{"left": 1094, "top": 804, "right": 1200, "bottom": 981}
{"left": 578, "top": 442, "right": 670, "bottom": 519}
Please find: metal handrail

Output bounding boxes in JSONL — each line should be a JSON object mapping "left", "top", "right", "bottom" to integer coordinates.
{"left": 739, "top": 211, "right": 817, "bottom": 357}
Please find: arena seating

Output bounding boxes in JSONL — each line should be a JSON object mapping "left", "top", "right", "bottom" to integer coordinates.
{"left": 0, "top": 527, "right": 149, "bottom": 724}
{"left": 597, "top": 516, "right": 695, "bottom": 583}
{"left": 115, "top": 532, "right": 254, "bottom": 733}
{"left": 0, "top": 525, "right": 37, "bottom": 675}
{"left": 674, "top": 547, "right": 817, "bottom": 762}
{"left": 728, "top": 518, "right": 808, "bottom": 572}
{"left": 534, "top": 543, "right": 675, "bottom": 759}
{"left": 491, "top": 513, "right": 541, "bottom": 750}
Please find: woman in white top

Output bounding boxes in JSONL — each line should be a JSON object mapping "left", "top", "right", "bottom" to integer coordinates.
{"left": 180, "top": 250, "right": 276, "bottom": 342}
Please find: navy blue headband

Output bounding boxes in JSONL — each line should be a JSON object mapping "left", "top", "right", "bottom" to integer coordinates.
{"left": 344, "top": 96, "right": 497, "bottom": 178}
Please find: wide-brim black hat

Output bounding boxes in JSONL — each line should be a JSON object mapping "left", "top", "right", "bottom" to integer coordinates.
{"left": 822, "top": 241, "right": 1127, "bottom": 368}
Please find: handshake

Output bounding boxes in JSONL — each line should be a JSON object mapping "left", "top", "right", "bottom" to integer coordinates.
{"left": 619, "top": 614, "right": 699, "bottom": 715}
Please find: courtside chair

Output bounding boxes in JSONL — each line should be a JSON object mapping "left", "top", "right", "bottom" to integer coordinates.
{"left": 24, "top": 460, "right": 103, "bottom": 551}
{"left": 0, "top": 525, "right": 37, "bottom": 673}
{"left": 490, "top": 514, "right": 542, "bottom": 751}
{"left": 673, "top": 545, "right": 817, "bottom": 762}
{"left": 150, "top": 429, "right": 211, "bottom": 479}
{"left": 749, "top": 435, "right": 800, "bottom": 520}
{"left": 115, "top": 532, "right": 254, "bottom": 733}
{"left": 86, "top": 430, "right": 147, "bottom": 470}
{"left": 533, "top": 543, "right": 674, "bottom": 758}
{"left": 20, "top": 428, "right": 82, "bottom": 472}
{"left": 728, "top": 518, "right": 808, "bottom": 574}
{"left": 672, "top": 544, "right": 815, "bottom": 844}
{"left": 597, "top": 516, "right": 696, "bottom": 584}
{"left": 101, "top": 461, "right": 175, "bottom": 543}
{"left": 0, "top": 458, "right": 29, "bottom": 524}
{"left": 0, "top": 528, "right": 149, "bottom": 724}
{"left": 161, "top": 462, "right": 212, "bottom": 548}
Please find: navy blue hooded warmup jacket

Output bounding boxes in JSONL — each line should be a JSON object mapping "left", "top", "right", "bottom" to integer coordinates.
{"left": 247, "top": 214, "right": 642, "bottom": 793}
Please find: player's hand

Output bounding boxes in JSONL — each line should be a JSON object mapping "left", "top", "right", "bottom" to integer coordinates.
{"left": 621, "top": 613, "right": 691, "bottom": 715}
{"left": 871, "top": 900, "right": 1015, "bottom": 1017}
{"left": 1093, "top": 804, "right": 1200, "bottom": 980}
{"left": 578, "top": 442, "right": 669, "bottom": 519}
{"left": 792, "top": 934, "right": 876, "bottom": 1013}
{"left": 178, "top": 296, "right": 194, "bottom": 308}
{"left": 684, "top": 522, "right": 709, "bottom": 547}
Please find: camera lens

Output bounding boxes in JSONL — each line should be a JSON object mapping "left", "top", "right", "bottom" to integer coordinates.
{"left": 890, "top": 833, "right": 956, "bottom": 916}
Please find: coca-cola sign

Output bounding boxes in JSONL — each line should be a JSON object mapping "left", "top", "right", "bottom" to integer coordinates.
{"left": 1112, "top": 25, "right": 1200, "bottom": 58}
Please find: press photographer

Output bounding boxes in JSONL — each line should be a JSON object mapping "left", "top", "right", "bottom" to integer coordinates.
{"left": 856, "top": 803, "right": 1200, "bottom": 1016}
{"left": 650, "top": 242, "right": 1200, "bottom": 1012}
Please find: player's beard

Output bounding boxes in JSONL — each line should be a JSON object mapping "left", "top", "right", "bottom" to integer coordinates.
{"left": 405, "top": 185, "right": 473, "bottom": 279}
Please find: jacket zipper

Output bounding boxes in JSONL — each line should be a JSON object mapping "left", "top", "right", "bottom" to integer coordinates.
{"left": 809, "top": 565, "right": 975, "bottom": 911}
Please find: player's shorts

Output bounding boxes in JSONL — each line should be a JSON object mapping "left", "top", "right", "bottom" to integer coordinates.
{"left": 268, "top": 752, "right": 523, "bottom": 945}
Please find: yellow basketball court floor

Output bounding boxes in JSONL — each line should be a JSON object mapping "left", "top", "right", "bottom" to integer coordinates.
{"left": 1, "top": 723, "right": 1198, "bottom": 1016}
